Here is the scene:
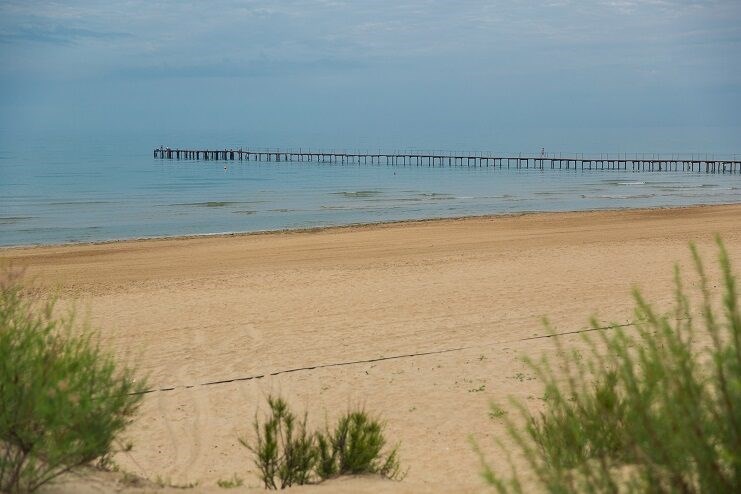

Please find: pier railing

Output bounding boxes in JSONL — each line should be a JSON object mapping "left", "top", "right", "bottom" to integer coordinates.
{"left": 153, "top": 147, "right": 741, "bottom": 174}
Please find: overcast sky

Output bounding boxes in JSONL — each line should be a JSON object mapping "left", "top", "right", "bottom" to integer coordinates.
{"left": 1, "top": 1, "right": 739, "bottom": 152}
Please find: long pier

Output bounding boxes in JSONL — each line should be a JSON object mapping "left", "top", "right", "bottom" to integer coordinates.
{"left": 153, "top": 147, "right": 741, "bottom": 174}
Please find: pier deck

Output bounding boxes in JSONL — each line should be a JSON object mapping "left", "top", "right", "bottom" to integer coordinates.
{"left": 153, "top": 148, "right": 741, "bottom": 174}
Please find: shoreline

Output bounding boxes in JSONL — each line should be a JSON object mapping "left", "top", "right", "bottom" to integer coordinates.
{"left": 2, "top": 201, "right": 740, "bottom": 252}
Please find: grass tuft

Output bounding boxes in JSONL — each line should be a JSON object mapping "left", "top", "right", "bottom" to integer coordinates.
{"left": 243, "top": 396, "right": 403, "bottom": 489}
{"left": 216, "top": 474, "right": 244, "bottom": 488}
{"left": 316, "top": 409, "right": 403, "bottom": 481}
{"left": 240, "top": 396, "right": 317, "bottom": 489}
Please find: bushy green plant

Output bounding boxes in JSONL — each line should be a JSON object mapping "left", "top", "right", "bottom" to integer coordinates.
{"left": 243, "top": 397, "right": 403, "bottom": 489}
{"left": 477, "top": 239, "right": 740, "bottom": 493}
{"left": 0, "top": 270, "right": 146, "bottom": 493}
{"left": 316, "top": 410, "right": 402, "bottom": 480}
{"left": 241, "top": 396, "right": 317, "bottom": 489}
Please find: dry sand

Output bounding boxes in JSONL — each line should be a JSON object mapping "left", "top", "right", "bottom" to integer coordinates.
{"left": 3, "top": 204, "right": 741, "bottom": 492}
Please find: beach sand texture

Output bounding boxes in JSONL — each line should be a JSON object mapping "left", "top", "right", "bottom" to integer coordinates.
{"left": 3, "top": 204, "right": 741, "bottom": 492}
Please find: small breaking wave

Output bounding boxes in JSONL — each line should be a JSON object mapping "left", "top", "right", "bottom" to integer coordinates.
{"left": 0, "top": 216, "right": 34, "bottom": 225}
{"left": 331, "top": 190, "right": 383, "bottom": 198}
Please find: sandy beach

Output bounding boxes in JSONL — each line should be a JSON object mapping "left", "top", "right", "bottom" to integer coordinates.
{"left": 3, "top": 204, "right": 741, "bottom": 492}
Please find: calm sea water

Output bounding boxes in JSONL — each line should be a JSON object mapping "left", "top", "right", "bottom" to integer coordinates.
{"left": 1, "top": 132, "right": 740, "bottom": 247}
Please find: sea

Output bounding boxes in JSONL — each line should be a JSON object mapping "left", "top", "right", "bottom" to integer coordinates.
{"left": 1, "top": 131, "right": 740, "bottom": 247}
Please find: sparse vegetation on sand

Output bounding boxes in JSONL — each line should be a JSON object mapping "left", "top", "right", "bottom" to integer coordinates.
{"left": 315, "top": 409, "right": 402, "bottom": 480}
{"left": 217, "top": 474, "right": 244, "bottom": 488}
{"left": 243, "top": 396, "right": 402, "bottom": 489}
{"left": 0, "top": 270, "right": 146, "bottom": 493}
{"left": 476, "top": 239, "right": 740, "bottom": 493}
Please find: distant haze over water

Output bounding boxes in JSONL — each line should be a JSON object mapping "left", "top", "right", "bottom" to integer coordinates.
{"left": 1, "top": 130, "right": 740, "bottom": 247}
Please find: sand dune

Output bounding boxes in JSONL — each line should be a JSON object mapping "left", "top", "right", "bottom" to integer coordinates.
{"left": 4, "top": 204, "right": 741, "bottom": 492}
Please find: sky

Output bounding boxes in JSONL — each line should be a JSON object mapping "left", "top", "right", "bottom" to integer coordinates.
{"left": 0, "top": 0, "right": 739, "bottom": 153}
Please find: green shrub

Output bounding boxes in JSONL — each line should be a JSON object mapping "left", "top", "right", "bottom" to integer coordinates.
{"left": 316, "top": 410, "right": 402, "bottom": 480}
{"left": 477, "top": 239, "right": 740, "bottom": 493}
{"left": 243, "top": 397, "right": 403, "bottom": 489}
{"left": 0, "top": 270, "right": 146, "bottom": 493}
{"left": 241, "top": 396, "right": 317, "bottom": 489}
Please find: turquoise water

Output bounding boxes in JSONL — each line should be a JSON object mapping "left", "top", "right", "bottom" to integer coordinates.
{"left": 1, "top": 132, "right": 740, "bottom": 247}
